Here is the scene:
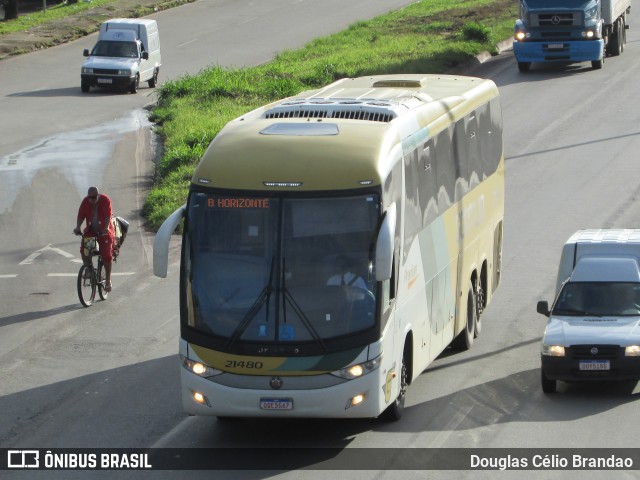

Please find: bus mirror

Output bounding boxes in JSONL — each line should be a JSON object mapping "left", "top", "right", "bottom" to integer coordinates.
{"left": 375, "top": 204, "right": 396, "bottom": 281}
{"left": 153, "top": 205, "right": 185, "bottom": 278}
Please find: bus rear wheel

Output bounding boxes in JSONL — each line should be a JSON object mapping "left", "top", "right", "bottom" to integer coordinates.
{"left": 452, "top": 280, "right": 477, "bottom": 351}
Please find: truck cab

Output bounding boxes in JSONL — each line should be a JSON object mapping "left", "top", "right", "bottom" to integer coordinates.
{"left": 513, "top": 0, "right": 630, "bottom": 71}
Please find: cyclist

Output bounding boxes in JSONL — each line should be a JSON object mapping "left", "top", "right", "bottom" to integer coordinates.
{"left": 73, "top": 186, "right": 114, "bottom": 292}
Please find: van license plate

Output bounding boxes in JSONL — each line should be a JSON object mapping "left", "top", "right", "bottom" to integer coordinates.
{"left": 547, "top": 43, "right": 564, "bottom": 49}
{"left": 579, "top": 360, "right": 610, "bottom": 371}
{"left": 260, "top": 398, "right": 293, "bottom": 410}
{"left": 97, "top": 78, "right": 113, "bottom": 84}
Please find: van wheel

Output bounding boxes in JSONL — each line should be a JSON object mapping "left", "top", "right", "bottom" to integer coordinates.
{"left": 81, "top": 81, "right": 90, "bottom": 93}
{"left": 452, "top": 280, "right": 476, "bottom": 351}
{"left": 129, "top": 74, "right": 139, "bottom": 94}
{"left": 380, "top": 354, "right": 407, "bottom": 421}
{"left": 541, "top": 369, "right": 557, "bottom": 393}
{"left": 148, "top": 69, "right": 158, "bottom": 88}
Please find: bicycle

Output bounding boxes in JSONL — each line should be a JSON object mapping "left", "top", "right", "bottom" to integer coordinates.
{"left": 76, "top": 235, "right": 109, "bottom": 307}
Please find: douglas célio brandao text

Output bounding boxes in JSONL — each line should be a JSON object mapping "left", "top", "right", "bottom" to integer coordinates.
{"left": 470, "top": 453, "right": 634, "bottom": 470}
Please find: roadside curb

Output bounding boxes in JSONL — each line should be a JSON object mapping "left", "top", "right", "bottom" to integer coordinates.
{"left": 448, "top": 38, "right": 514, "bottom": 74}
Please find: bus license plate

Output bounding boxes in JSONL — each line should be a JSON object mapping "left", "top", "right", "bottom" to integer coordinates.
{"left": 97, "top": 78, "right": 113, "bottom": 84}
{"left": 579, "top": 360, "right": 610, "bottom": 371}
{"left": 547, "top": 43, "right": 564, "bottom": 49}
{"left": 260, "top": 398, "right": 293, "bottom": 410}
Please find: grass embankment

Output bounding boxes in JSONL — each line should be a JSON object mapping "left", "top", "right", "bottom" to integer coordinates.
{"left": 144, "top": 0, "right": 517, "bottom": 230}
{"left": 0, "top": 0, "right": 120, "bottom": 35}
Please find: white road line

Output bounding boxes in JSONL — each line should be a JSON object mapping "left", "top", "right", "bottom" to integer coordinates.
{"left": 176, "top": 38, "right": 198, "bottom": 48}
{"left": 19, "top": 244, "right": 77, "bottom": 265}
{"left": 0, "top": 274, "right": 18, "bottom": 278}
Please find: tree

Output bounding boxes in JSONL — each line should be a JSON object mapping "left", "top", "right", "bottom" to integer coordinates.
{"left": 3, "top": 0, "right": 19, "bottom": 20}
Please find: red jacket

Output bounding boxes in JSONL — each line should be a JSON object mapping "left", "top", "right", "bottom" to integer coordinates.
{"left": 78, "top": 194, "right": 114, "bottom": 237}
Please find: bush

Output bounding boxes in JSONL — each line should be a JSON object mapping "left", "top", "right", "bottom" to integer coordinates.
{"left": 461, "top": 22, "right": 491, "bottom": 43}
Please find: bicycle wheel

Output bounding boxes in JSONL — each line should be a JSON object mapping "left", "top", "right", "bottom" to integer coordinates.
{"left": 97, "top": 258, "right": 109, "bottom": 300}
{"left": 78, "top": 264, "right": 96, "bottom": 307}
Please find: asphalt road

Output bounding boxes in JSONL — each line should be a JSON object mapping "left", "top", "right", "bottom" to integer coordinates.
{"left": 2, "top": 1, "right": 640, "bottom": 479}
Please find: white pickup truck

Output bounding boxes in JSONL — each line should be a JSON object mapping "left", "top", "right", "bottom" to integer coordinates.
{"left": 536, "top": 229, "right": 640, "bottom": 393}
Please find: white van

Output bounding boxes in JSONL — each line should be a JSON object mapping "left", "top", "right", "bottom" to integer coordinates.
{"left": 81, "top": 18, "right": 161, "bottom": 94}
{"left": 536, "top": 229, "right": 640, "bottom": 393}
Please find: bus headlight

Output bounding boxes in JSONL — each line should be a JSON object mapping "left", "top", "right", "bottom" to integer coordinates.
{"left": 542, "top": 345, "right": 565, "bottom": 357}
{"left": 625, "top": 346, "right": 640, "bottom": 356}
{"left": 332, "top": 355, "right": 382, "bottom": 379}
{"left": 181, "top": 355, "right": 222, "bottom": 378}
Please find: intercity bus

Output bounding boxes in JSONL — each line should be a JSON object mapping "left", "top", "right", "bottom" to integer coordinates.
{"left": 153, "top": 74, "right": 504, "bottom": 420}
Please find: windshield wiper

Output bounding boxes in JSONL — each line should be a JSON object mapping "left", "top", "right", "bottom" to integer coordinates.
{"left": 224, "top": 256, "right": 275, "bottom": 351}
{"left": 281, "top": 257, "right": 328, "bottom": 352}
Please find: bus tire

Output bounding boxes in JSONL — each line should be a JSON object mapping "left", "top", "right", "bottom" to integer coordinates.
{"left": 474, "top": 281, "right": 483, "bottom": 338}
{"left": 452, "top": 280, "right": 476, "bottom": 351}
{"left": 380, "top": 354, "right": 407, "bottom": 421}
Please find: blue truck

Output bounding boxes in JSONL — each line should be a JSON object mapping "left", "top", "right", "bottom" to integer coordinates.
{"left": 513, "top": 0, "right": 631, "bottom": 71}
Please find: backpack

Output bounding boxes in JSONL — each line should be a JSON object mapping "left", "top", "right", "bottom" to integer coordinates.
{"left": 112, "top": 216, "right": 129, "bottom": 247}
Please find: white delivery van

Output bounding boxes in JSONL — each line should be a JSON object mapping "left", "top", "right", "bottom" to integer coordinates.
{"left": 536, "top": 229, "right": 640, "bottom": 393}
{"left": 81, "top": 18, "right": 161, "bottom": 94}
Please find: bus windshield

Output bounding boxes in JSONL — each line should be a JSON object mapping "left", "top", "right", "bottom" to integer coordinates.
{"left": 185, "top": 192, "right": 380, "bottom": 346}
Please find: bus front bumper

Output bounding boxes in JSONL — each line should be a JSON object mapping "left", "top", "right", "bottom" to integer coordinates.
{"left": 181, "top": 368, "right": 389, "bottom": 418}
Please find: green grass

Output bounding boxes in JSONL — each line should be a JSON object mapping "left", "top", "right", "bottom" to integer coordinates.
{"left": 0, "top": 0, "right": 119, "bottom": 35}
{"left": 137, "top": 0, "right": 518, "bottom": 229}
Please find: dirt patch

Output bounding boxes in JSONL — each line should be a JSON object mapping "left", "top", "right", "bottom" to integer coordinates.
{"left": 0, "top": 0, "right": 193, "bottom": 60}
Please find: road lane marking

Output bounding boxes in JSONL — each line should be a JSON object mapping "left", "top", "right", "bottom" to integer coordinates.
{"left": 0, "top": 274, "right": 18, "bottom": 278}
{"left": 19, "top": 244, "right": 76, "bottom": 265}
{"left": 176, "top": 38, "right": 198, "bottom": 48}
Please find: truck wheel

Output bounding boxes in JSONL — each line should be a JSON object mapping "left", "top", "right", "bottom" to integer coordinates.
{"left": 591, "top": 59, "right": 603, "bottom": 70}
{"left": 129, "top": 74, "right": 139, "bottom": 94}
{"left": 517, "top": 62, "right": 531, "bottom": 72}
{"left": 81, "top": 81, "right": 90, "bottom": 93}
{"left": 608, "top": 20, "right": 622, "bottom": 56}
{"left": 621, "top": 17, "right": 626, "bottom": 52}
{"left": 148, "top": 69, "right": 158, "bottom": 88}
{"left": 541, "top": 369, "right": 557, "bottom": 394}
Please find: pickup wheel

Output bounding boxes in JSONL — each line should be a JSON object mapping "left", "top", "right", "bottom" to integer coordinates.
{"left": 541, "top": 369, "right": 557, "bottom": 394}
{"left": 129, "top": 74, "right": 139, "bottom": 94}
{"left": 517, "top": 62, "right": 531, "bottom": 72}
{"left": 148, "top": 69, "right": 158, "bottom": 88}
{"left": 81, "top": 81, "right": 90, "bottom": 93}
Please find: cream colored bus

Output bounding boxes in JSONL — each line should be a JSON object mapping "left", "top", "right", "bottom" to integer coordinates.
{"left": 154, "top": 74, "right": 504, "bottom": 420}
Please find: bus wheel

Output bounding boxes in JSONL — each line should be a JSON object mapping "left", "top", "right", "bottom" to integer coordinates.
{"left": 380, "top": 354, "right": 407, "bottom": 421}
{"left": 474, "top": 281, "right": 483, "bottom": 338}
{"left": 452, "top": 280, "right": 476, "bottom": 351}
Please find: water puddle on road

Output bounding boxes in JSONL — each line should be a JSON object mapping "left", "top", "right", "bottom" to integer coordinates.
{"left": 0, "top": 109, "right": 151, "bottom": 213}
